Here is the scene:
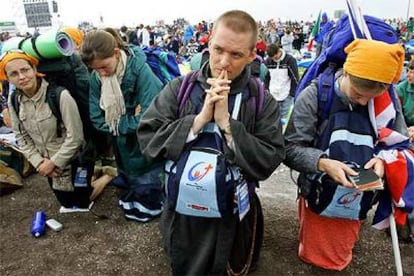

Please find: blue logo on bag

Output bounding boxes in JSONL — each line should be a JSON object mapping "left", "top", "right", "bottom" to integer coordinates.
{"left": 188, "top": 162, "right": 214, "bottom": 182}
{"left": 165, "top": 93, "right": 245, "bottom": 218}
{"left": 319, "top": 185, "right": 363, "bottom": 220}
{"left": 337, "top": 192, "right": 360, "bottom": 206}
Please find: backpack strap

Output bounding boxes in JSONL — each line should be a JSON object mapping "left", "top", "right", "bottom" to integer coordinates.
{"left": 10, "top": 85, "right": 64, "bottom": 137}
{"left": 247, "top": 77, "right": 265, "bottom": 117}
{"left": 45, "top": 85, "right": 65, "bottom": 138}
{"left": 17, "top": 36, "right": 31, "bottom": 50}
{"left": 250, "top": 56, "right": 262, "bottom": 78}
{"left": 177, "top": 71, "right": 199, "bottom": 117}
{"left": 30, "top": 37, "right": 46, "bottom": 60}
{"left": 200, "top": 49, "right": 210, "bottom": 68}
{"left": 316, "top": 62, "right": 337, "bottom": 122}
{"left": 10, "top": 91, "right": 24, "bottom": 135}
{"left": 231, "top": 93, "right": 243, "bottom": 119}
{"left": 11, "top": 91, "right": 20, "bottom": 116}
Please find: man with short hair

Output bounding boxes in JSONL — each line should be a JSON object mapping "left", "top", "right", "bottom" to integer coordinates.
{"left": 138, "top": 10, "right": 285, "bottom": 275}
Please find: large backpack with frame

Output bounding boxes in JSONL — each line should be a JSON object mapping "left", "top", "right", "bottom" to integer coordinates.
{"left": 295, "top": 14, "right": 398, "bottom": 120}
{"left": 293, "top": 14, "right": 399, "bottom": 220}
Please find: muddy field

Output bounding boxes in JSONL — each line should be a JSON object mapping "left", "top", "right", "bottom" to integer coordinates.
{"left": 0, "top": 164, "right": 413, "bottom": 275}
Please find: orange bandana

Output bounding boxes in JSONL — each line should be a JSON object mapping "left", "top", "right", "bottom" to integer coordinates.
{"left": 62, "top": 27, "right": 84, "bottom": 46}
{"left": 0, "top": 51, "right": 44, "bottom": 81}
{"left": 343, "top": 39, "right": 404, "bottom": 84}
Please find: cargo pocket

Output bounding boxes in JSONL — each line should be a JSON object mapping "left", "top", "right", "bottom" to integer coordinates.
{"left": 37, "top": 108, "right": 61, "bottom": 139}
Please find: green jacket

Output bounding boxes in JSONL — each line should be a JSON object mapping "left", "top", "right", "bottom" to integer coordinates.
{"left": 89, "top": 46, "right": 163, "bottom": 177}
{"left": 397, "top": 80, "right": 414, "bottom": 126}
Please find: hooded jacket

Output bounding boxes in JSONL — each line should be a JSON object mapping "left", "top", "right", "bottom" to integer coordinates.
{"left": 89, "top": 46, "right": 163, "bottom": 177}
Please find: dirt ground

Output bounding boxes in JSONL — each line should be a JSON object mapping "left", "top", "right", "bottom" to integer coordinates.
{"left": 1, "top": 164, "right": 413, "bottom": 276}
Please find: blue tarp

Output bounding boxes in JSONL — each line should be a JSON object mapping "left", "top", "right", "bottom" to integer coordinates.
{"left": 297, "top": 58, "right": 315, "bottom": 68}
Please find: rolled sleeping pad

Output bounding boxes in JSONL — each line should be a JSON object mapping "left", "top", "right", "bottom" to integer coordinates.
{"left": 1, "top": 29, "right": 74, "bottom": 59}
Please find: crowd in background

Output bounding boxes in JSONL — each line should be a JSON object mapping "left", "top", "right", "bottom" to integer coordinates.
{"left": 2, "top": 16, "right": 413, "bottom": 65}
{"left": 0, "top": 11, "right": 413, "bottom": 275}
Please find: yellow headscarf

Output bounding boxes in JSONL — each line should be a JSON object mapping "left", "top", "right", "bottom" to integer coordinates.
{"left": 61, "top": 27, "right": 84, "bottom": 47}
{"left": 0, "top": 51, "right": 44, "bottom": 81}
{"left": 343, "top": 39, "right": 404, "bottom": 84}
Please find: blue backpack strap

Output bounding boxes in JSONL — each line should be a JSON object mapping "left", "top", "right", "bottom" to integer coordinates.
{"left": 317, "top": 62, "right": 337, "bottom": 122}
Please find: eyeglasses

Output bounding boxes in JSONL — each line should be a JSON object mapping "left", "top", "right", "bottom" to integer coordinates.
{"left": 0, "top": 49, "right": 26, "bottom": 62}
{"left": 6, "top": 66, "right": 34, "bottom": 79}
{"left": 1, "top": 49, "right": 35, "bottom": 79}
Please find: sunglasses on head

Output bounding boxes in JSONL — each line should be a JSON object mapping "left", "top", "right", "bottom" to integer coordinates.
{"left": 0, "top": 49, "right": 26, "bottom": 62}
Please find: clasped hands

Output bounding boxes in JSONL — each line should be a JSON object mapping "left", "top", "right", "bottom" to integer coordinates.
{"left": 192, "top": 70, "right": 232, "bottom": 134}
{"left": 37, "top": 157, "right": 61, "bottom": 178}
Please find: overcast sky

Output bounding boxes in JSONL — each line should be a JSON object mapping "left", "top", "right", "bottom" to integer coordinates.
{"left": 2, "top": 0, "right": 414, "bottom": 27}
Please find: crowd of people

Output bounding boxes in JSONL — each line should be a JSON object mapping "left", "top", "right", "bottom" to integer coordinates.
{"left": 0, "top": 9, "right": 413, "bottom": 276}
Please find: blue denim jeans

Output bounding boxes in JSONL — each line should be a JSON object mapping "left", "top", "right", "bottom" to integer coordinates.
{"left": 278, "top": 95, "right": 293, "bottom": 125}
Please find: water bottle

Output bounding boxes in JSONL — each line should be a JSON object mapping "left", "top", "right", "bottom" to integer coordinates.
{"left": 31, "top": 211, "right": 46, "bottom": 238}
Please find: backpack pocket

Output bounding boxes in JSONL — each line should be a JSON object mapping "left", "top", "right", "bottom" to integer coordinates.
{"left": 165, "top": 147, "right": 238, "bottom": 218}
{"left": 50, "top": 161, "right": 93, "bottom": 208}
{"left": 303, "top": 174, "right": 363, "bottom": 220}
{"left": 52, "top": 167, "right": 74, "bottom": 192}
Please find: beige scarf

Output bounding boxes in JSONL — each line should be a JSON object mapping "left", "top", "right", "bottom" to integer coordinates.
{"left": 99, "top": 50, "right": 127, "bottom": 136}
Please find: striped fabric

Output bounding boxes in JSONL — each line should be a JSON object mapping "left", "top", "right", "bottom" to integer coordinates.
{"left": 372, "top": 91, "right": 414, "bottom": 229}
{"left": 118, "top": 199, "right": 163, "bottom": 222}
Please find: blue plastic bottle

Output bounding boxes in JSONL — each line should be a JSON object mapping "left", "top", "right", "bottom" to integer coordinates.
{"left": 31, "top": 211, "right": 46, "bottom": 237}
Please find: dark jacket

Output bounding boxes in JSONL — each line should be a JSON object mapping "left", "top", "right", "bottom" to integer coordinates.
{"left": 137, "top": 62, "right": 284, "bottom": 275}
{"left": 138, "top": 63, "right": 285, "bottom": 181}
